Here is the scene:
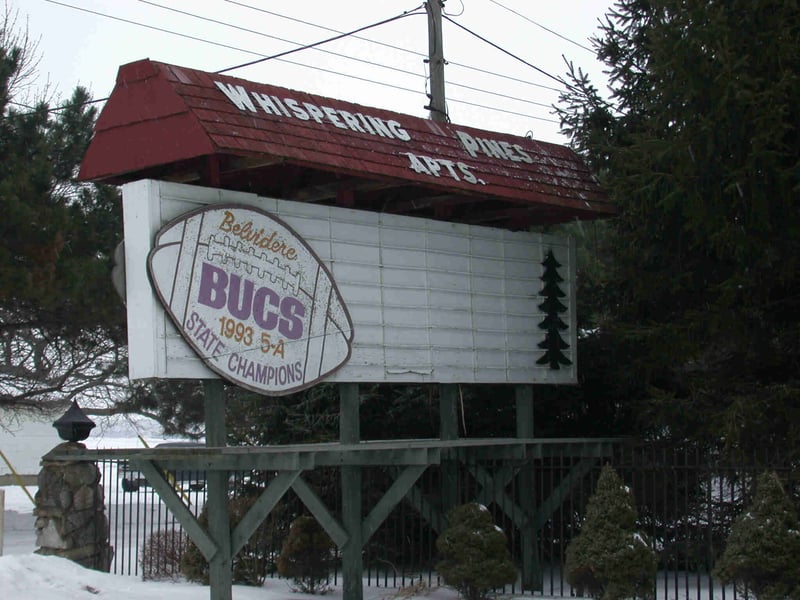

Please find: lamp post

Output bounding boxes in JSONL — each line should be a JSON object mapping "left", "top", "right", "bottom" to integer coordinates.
{"left": 53, "top": 400, "right": 96, "bottom": 442}
{"left": 41, "top": 400, "right": 111, "bottom": 571}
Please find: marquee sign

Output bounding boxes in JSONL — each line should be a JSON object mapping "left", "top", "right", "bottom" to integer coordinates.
{"left": 213, "top": 80, "right": 534, "bottom": 188}
{"left": 124, "top": 180, "right": 578, "bottom": 388}
{"left": 147, "top": 204, "right": 354, "bottom": 395}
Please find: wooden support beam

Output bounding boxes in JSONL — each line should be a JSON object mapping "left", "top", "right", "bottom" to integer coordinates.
{"left": 339, "top": 382, "right": 360, "bottom": 444}
{"left": 45, "top": 438, "right": 620, "bottom": 467}
{"left": 362, "top": 465, "right": 428, "bottom": 544}
{"left": 470, "top": 464, "right": 525, "bottom": 530}
{"left": 46, "top": 425, "right": 616, "bottom": 598}
{"left": 516, "top": 385, "right": 534, "bottom": 438}
{"left": 401, "top": 474, "right": 444, "bottom": 534}
{"left": 204, "top": 380, "right": 231, "bottom": 600}
{"left": 291, "top": 477, "right": 348, "bottom": 548}
{"left": 439, "top": 384, "right": 459, "bottom": 441}
{"left": 439, "top": 384, "right": 459, "bottom": 515}
{"left": 531, "top": 451, "right": 605, "bottom": 532}
{"left": 0, "top": 474, "right": 38, "bottom": 487}
{"left": 231, "top": 471, "right": 301, "bottom": 556}
{"left": 133, "top": 459, "right": 217, "bottom": 562}
{"left": 340, "top": 382, "right": 363, "bottom": 600}
{"left": 516, "top": 384, "right": 540, "bottom": 590}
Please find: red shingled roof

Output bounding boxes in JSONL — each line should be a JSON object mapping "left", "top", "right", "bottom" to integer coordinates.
{"left": 79, "top": 59, "right": 614, "bottom": 229}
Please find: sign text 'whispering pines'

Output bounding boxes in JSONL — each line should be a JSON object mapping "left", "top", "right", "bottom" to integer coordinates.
{"left": 214, "top": 81, "right": 535, "bottom": 187}
{"left": 147, "top": 204, "right": 354, "bottom": 396}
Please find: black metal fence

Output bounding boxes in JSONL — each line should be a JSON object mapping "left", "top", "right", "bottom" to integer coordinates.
{"left": 96, "top": 440, "right": 799, "bottom": 598}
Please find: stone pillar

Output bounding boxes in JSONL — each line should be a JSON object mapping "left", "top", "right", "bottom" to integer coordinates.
{"left": 34, "top": 442, "right": 113, "bottom": 571}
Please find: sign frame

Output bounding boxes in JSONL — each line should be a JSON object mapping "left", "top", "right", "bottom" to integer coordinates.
{"left": 123, "top": 179, "right": 578, "bottom": 389}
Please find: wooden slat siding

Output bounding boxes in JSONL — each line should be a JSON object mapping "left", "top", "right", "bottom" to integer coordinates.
{"left": 81, "top": 59, "right": 613, "bottom": 225}
{"left": 123, "top": 180, "right": 579, "bottom": 384}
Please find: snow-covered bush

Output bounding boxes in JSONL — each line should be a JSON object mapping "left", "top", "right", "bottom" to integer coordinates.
{"left": 435, "top": 503, "right": 517, "bottom": 600}
{"left": 277, "top": 515, "right": 335, "bottom": 594}
{"left": 564, "top": 464, "right": 657, "bottom": 599}
{"left": 140, "top": 529, "right": 187, "bottom": 581}
{"left": 714, "top": 471, "right": 800, "bottom": 600}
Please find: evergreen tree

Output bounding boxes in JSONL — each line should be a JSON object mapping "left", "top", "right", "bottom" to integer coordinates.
{"left": 554, "top": 0, "right": 800, "bottom": 453}
{"left": 435, "top": 503, "right": 517, "bottom": 600}
{"left": 277, "top": 515, "right": 335, "bottom": 594}
{"left": 0, "top": 5, "right": 126, "bottom": 416}
{"left": 714, "top": 471, "right": 800, "bottom": 600}
{"left": 564, "top": 464, "right": 656, "bottom": 600}
{"left": 181, "top": 494, "right": 283, "bottom": 586}
{"left": 536, "top": 249, "right": 572, "bottom": 369}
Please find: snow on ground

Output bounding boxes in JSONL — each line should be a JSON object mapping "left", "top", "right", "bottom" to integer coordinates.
{"left": 0, "top": 553, "right": 465, "bottom": 600}
{"left": 0, "top": 424, "right": 465, "bottom": 600}
{"left": 1, "top": 497, "right": 463, "bottom": 600}
{"left": 2, "top": 481, "right": 464, "bottom": 600}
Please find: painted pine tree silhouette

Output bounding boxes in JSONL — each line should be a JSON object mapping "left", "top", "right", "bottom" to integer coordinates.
{"left": 536, "top": 249, "right": 572, "bottom": 369}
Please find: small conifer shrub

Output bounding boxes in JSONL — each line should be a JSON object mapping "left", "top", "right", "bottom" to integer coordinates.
{"left": 140, "top": 529, "right": 187, "bottom": 581}
{"left": 714, "top": 471, "right": 800, "bottom": 600}
{"left": 181, "top": 494, "right": 278, "bottom": 586}
{"left": 564, "top": 464, "right": 656, "bottom": 600}
{"left": 435, "top": 503, "right": 517, "bottom": 600}
{"left": 277, "top": 515, "right": 335, "bottom": 594}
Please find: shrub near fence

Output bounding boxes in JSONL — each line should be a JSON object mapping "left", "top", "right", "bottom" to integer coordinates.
{"left": 95, "top": 440, "right": 800, "bottom": 598}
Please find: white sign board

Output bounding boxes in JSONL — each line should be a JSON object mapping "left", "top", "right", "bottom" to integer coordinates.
{"left": 123, "top": 180, "right": 577, "bottom": 390}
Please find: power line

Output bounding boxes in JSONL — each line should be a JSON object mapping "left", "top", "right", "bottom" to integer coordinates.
{"left": 136, "top": 0, "right": 562, "bottom": 105}
{"left": 220, "top": 53, "right": 558, "bottom": 122}
{"left": 216, "top": 5, "right": 427, "bottom": 74}
{"left": 224, "top": 0, "right": 426, "bottom": 59}
{"left": 33, "top": 0, "right": 566, "bottom": 127}
{"left": 223, "top": 0, "right": 565, "bottom": 93}
{"left": 449, "top": 80, "right": 554, "bottom": 110}
{"left": 443, "top": 0, "right": 466, "bottom": 18}
{"left": 442, "top": 13, "right": 570, "bottom": 89}
{"left": 448, "top": 97, "right": 559, "bottom": 124}
{"left": 36, "top": 1, "right": 430, "bottom": 103}
{"left": 210, "top": 4, "right": 568, "bottom": 107}
{"left": 138, "top": 0, "right": 426, "bottom": 82}
{"left": 449, "top": 63, "right": 562, "bottom": 94}
{"left": 8, "top": 97, "right": 105, "bottom": 114}
{"left": 41, "top": 0, "right": 274, "bottom": 60}
{"left": 38, "top": 1, "right": 431, "bottom": 90}
{"left": 487, "top": 0, "right": 594, "bottom": 53}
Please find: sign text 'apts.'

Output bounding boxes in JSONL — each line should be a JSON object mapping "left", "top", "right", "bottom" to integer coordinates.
{"left": 214, "top": 81, "right": 534, "bottom": 187}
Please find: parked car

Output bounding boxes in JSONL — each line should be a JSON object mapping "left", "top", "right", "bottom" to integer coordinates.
{"left": 119, "top": 442, "right": 206, "bottom": 492}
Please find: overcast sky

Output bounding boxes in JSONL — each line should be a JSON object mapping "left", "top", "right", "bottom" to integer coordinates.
{"left": 19, "top": 0, "right": 615, "bottom": 145}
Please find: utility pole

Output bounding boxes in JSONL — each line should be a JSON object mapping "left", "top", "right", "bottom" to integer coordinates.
{"left": 426, "top": 1, "right": 447, "bottom": 122}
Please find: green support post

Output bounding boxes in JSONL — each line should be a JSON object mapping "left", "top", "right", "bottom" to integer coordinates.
{"left": 440, "top": 384, "right": 459, "bottom": 515}
{"left": 340, "top": 383, "right": 363, "bottom": 600}
{"left": 204, "top": 380, "right": 232, "bottom": 600}
{"left": 516, "top": 384, "right": 542, "bottom": 591}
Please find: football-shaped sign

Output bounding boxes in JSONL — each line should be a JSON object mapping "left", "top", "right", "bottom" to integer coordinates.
{"left": 147, "top": 204, "right": 354, "bottom": 395}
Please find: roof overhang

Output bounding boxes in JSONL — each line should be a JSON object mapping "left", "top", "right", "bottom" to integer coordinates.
{"left": 79, "top": 59, "right": 614, "bottom": 229}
